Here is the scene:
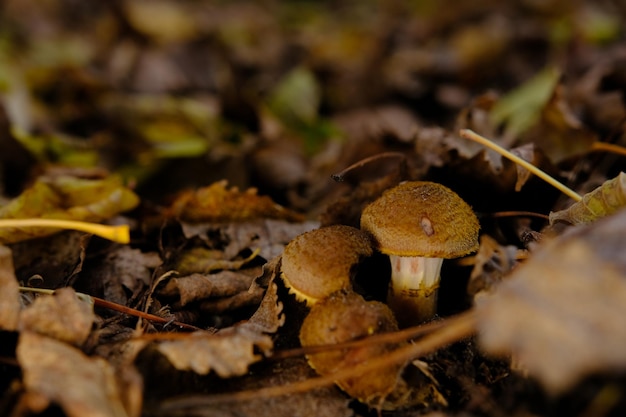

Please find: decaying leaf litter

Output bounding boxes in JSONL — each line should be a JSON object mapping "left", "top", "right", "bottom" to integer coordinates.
{"left": 1, "top": 1, "right": 626, "bottom": 416}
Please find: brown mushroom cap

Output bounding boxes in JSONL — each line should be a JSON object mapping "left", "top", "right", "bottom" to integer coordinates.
{"left": 360, "top": 181, "right": 479, "bottom": 258}
{"left": 299, "top": 290, "right": 401, "bottom": 405}
{"left": 281, "top": 225, "right": 373, "bottom": 305}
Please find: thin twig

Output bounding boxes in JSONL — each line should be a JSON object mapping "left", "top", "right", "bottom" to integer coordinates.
{"left": 459, "top": 129, "right": 582, "bottom": 202}
{"left": 18, "top": 287, "right": 201, "bottom": 331}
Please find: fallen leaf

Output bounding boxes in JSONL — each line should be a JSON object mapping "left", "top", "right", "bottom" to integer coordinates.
{"left": 172, "top": 246, "right": 258, "bottom": 276}
{"left": 155, "top": 264, "right": 284, "bottom": 377}
{"left": 19, "top": 287, "right": 94, "bottom": 346}
{"left": 476, "top": 208, "right": 626, "bottom": 393}
{"left": 510, "top": 143, "right": 538, "bottom": 192}
{"left": 9, "top": 230, "right": 88, "bottom": 289}
{"left": 157, "top": 327, "right": 273, "bottom": 377}
{"left": 160, "top": 270, "right": 259, "bottom": 307}
{"left": 77, "top": 246, "right": 160, "bottom": 306}
{"left": 524, "top": 83, "right": 597, "bottom": 163}
{"left": 167, "top": 180, "right": 304, "bottom": 223}
{"left": 490, "top": 66, "right": 561, "bottom": 138}
{"left": 267, "top": 67, "right": 321, "bottom": 126}
{"left": 467, "top": 235, "right": 518, "bottom": 296}
{"left": 122, "top": 0, "right": 197, "bottom": 44}
{"left": 17, "top": 331, "right": 141, "bottom": 417}
{"left": 0, "top": 245, "right": 20, "bottom": 331}
{"left": 198, "top": 283, "right": 265, "bottom": 315}
{"left": 549, "top": 172, "right": 626, "bottom": 225}
{"left": 0, "top": 175, "right": 139, "bottom": 244}
{"left": 181, "top": 219, "right": 319, "bottom": 261}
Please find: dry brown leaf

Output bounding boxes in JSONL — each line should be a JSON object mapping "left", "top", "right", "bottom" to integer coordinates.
{"left": 156, "top": 266, "right": 284, "bottom": 377}
{"left": 476, "top": 209, "right": 626, "bottom": 393}
{"left": 467, "top": 235, "right": 518, "bottom": 296}
{"left": 173, "top": 246, "right": 258, "bottom": 276}
{"left": 19, "top": 287, "right": 94, "bottom": 346}
{"left": 160, "top": 271, "right": 258, "bottom": 307}
{"left": 524, "top": 84, "right": 597, "bottom": 163}
{"left": 199, "top": 283, "right": 265, "bottom": 315}
{"left": 9, "top": 230, "right": 89, "bottom": 289}
{"left": 0, "top": 245, "right": 20, "bottom": 331}
{"left": 78, "top": 246, "right": 160, "bottom": 306}
{"left": 510, "top": 143, "right": 537, "bottom": 192}
{"left": 17, "top": 331, "right": 141, "bottom": 417}
{"left": 181, "top": 219, "right": 319, "bottom": 260}
{"left": 549, "top": 172, "right": 626, "bottom": 225}
{"left": 157, "top": 328, "right": 273, "bottom": 377}
{"left": 167, "top": 180, "right": 304, "bottom": 223}
{"left": 243, "top": 260, "right": 285, "bottom": 335}
{"left": 447, "top": 92, "right": 502, "bottom": 169}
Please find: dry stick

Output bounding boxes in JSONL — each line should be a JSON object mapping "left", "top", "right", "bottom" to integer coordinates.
{"left": 331, "top": 151, "right": 406, "bottom": 182}
{"left": 270, "top": 316, "right": 448, "bottom": 360}
{"left": 19, "top": 287, "right": 201, "bottom": 331}
{"left": 487, "top": 211, "right": 550, "bottom": 221}
{"left": 161, "top": 310, "right": 477, "bottom": 410}
{"left": 91, "top": 296, "right": 202, "bottom": 331}
{"left": 0, "top": 218, "right": 130, "bottom": 243}
{"left": 590, "top": 141, "right": 626, "bottom": 158}
{"left": 459, "top": 129, "right": 582, "bottom": 202}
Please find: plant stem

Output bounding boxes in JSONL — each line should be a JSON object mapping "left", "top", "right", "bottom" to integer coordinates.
{"left": 0, "top": 218, "right": 130, "bottom": 243}
{"left": 459, "top": 129, "right": 582, "bottom": 202}
{"left": 18, "top": 287, "right": 201, "bottom": 331}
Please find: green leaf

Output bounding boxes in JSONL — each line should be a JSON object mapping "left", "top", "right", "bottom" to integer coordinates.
{"left": 490, "top": 66, "right": 561, "bottom": 137}
{"left": 268, "top": 67, "right": 321, "bottom": 126}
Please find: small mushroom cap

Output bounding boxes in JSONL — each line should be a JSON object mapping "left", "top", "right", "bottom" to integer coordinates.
{"left": 360, "top": 181, "right": 479, "bottom": 258}
{"left": 281, "top": 225, "right": 373, "bottom": 305}
{"left": 299, "top": 290, "right": 402, "bottom": 405}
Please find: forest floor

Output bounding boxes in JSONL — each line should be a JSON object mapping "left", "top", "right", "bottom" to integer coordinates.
{"left": 1, "top": 1, "right": 626, "bottom": 416}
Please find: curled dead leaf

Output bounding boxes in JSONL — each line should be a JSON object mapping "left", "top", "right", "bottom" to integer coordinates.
{"left": 0, "top": 245, "right": 20, "bottom": 331}
{"left": 549, "top": 172, "right": 626, "bottom": 225}
{"left": 167, "top": 180, "right": 304, "bottom": 223}
{"left": 19, "top": 287, "right": 95, "bottom": 346}
{"left": 476, "top": 208, "right": 626, "bottom": 393}
{"left": 157, "top": 328, "right": 274, "bottom": 377}
{"left": 155, "top": 267, "right": 284, "bottom": 377}
{"left": 17, "top": 331, "right": 141, "bottom": 417}
{"left": 160, "top": 271, "right": 258, "bottom": 307}
{"left": 180, "top": 219, "right": 319, "bottom": 261}
{"left": 467, "top": 235, "right": 518, "bottom": 296}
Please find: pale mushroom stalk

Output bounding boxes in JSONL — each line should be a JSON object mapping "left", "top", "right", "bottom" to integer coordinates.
{"left": 387, "top": 255, "right": 444, "bottom": 323}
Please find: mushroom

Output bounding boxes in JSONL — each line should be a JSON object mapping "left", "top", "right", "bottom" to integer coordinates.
{"left": 360, "top": 181, "right": 479, "bottom": 326}
{"left": 280, "top": 225, "right": 373, "bottom": 306}
{"left": 299, "top": 290, "right": 405, "bottom": 408}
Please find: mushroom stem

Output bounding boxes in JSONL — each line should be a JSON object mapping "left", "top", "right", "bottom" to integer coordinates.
{"left": 387, "top": 255, "right": 444, "bottom": 326}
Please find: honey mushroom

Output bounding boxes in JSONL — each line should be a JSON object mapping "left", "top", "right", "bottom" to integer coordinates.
{"left": 360, "top": 181, "right": 480, "bottom": 327}
{"left": 280, "top": 224, "right": 373, "bottom": 306}
{"left": 280, "top": 224, "right": 445, "bottom": 409}
{"left": 298, "top": 290, "right": 406, "bottom": 409}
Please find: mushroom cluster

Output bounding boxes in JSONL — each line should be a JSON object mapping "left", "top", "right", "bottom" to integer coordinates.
{"left": 280, "top": 225, "right": 409, "bottom": 408}
{"left": 360, "top": 181, "right": 480, "bottom": 327}
{"left": 278, "top": 181, "right": 478, "bottom": 408}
